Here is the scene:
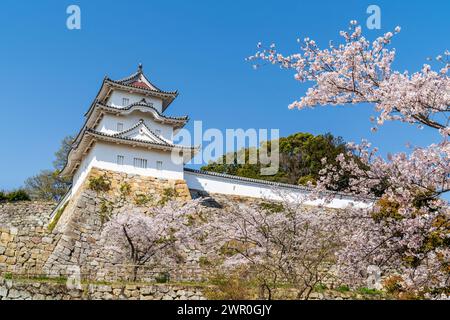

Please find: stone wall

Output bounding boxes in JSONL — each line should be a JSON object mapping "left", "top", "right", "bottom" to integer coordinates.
{"left": 0, "top": 277, "right": 206, "bottom": 300}
{"left": 0, "top": 169, "right": 350, "bottom": 300}
{"left": 44, "top": 167, "right": 201, "bottom": 279}
{"left": 0, "top": 201, "right": 59, "bottom": 274}
{"left": 54, "top": 167, "right": 191, "bottom": 232}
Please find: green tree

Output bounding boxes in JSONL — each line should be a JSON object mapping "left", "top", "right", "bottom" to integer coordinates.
{"left": 53, "top": 135, "right": 75, "bottom": 171}
{"left": 201, "top": 132, "right": 351, "bottom": 190}
{"left": 25, "top": 135, "right": 74, "bottom": 201}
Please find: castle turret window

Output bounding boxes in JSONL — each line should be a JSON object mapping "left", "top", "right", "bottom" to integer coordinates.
{"left": 122, "top": 98, "right": 129, "bottom": 106}
{"left": 156, "top": 161, "right": 163, "bottom": 170}
{"left": 117, "top": 155, "right": 124, "bottom": 165}
{"left": 134, "top": 158, "right": 147, "bottom": 168}
{"left": 117, "top": 123, "right": 124, "bottom": 131}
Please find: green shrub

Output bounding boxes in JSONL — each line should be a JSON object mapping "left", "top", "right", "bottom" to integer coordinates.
{"left": 358, "top": 287, "right": 382, "bottom": 295}
{"left": 155, "top": 272, "right": 170, "bottom": 283}
{"left": 3, "top": 273, "right": 13, "bottom": 280}
{"left": 119, "top": 183, "right": 131, "bottom": 196}
{"left": 158, "top": 187, "right": 176, "bottom": 206}
{"left": 0, "top": 191, "right": 6, "bottom": 202}
{"left": 134, "top": 193, "right": 154, "bottom": 206}
{"left": 314, "top": 283, "right": 327, "bottom": 293}
{"left": 7, "top": 189, "right": 31, "bottom": 202}
{"left": 337, "top": 285, "right": 350, "bottom": 293}
{"left": 259, "top": 201, "right": 284, "bottom": 213}
{"left": 99, "top": 200, "right": 113, "bottom": 224}
{"left": 198, "top": 256, "right": 213, "bottom": 267}
{"left": 88, "top": 175, "right": 110, "bottom": 192}
{"left": 298, "top": 175, "right": 316, "bottom": 186}
{"left": 205, "top": 269, "right": 256, "bottom": 300}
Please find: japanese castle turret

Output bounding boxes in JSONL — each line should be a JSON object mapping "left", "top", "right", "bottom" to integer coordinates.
{"left": 61, "top": 64, "right": 198, "bottom": 196}
{"left": 54, "top": 64, "right": 371, "bottom": 219}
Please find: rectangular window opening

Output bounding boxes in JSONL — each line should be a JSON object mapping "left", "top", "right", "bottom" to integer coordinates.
{"left": 134, "top": 158, "right": 147, "bottom": 169}
{"left": 117, "top": 155, "right": 124, "bottom": 165}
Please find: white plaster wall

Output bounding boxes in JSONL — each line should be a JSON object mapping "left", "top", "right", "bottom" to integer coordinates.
{"left": 97, "top": 113, "right": 173, "bottom": 142}
{"left": 71, "top": 148, "right": 96, "bottom": 196}
{"left": 184, "top": 171, "right": 372, "bottom": 209}
{"left": 107, "top": 91, "right": 163, "bottom": 113}
{"left": 71, "top": 142, "right": 184, "bottom": 195}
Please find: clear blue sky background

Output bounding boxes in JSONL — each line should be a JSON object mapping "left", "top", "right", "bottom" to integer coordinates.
{"left": 0, "top": 0, "right": 448, "bottom": 190}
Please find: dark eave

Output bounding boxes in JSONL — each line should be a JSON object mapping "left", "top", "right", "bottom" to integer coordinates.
{"left": 61, "top": 128, "right": 199, "bottom": 177}
{"left": 110, "top": 119, "right": 172, "bottom": 146}
{"left": 97, "top": 101, "right": 188, "bottom": 122}
{"left": 86, "top": 129, "right": 198, "bottom": 151}
{"left": 104, "top": 78, "right": 178, "bottom": 96}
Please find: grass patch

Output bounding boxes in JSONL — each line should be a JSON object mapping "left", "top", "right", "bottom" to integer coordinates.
{"left": 2, "top": 274, "right": 68, "bottom": 284}
{"left": 314, "top": 283, "right": 328, "bottom": 293}
{"left": 337, "top": 285, "right": 350, "bottom": 293}
{"left": 155, "top": 272, "right": 170, "bottom": 284}
{"left": 358, "top": 287, "right": 383, "bottom": 295}
{"left": 259, "top": 201, "right": 285, "bottom": 213}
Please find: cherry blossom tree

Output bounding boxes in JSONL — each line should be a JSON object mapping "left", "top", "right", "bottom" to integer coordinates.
{"left": 248, "top": 21, "right": 449, "bottom": 296}
{"left": 249, "top": 21, "right": 449, "bottom": 135}
{"left": 100, "top": 199, "right": 205, "bottom": 281}
{"left": 206, "top": 198, "right": 345, "bottom": 300}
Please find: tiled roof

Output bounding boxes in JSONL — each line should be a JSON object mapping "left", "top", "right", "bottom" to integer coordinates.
{"left": 86, "top": 128, "right": 198, "bottom": 151}
{"left": 105, "top": 78, "right": 178, "bottom": 96}
{"left": 97, "top": 100, "right": 188, "bottom": 122}
{"left": 129, "top": 81, "right": 152, "bottom": 90}
{"left": 114, "top": 63, "right": 163, "bottom": 92}
{"left": 184, "top": 168, "right": 376, "bottom": 200}
{"left": 111, "top": 119, "right": 172, "bottom": 145}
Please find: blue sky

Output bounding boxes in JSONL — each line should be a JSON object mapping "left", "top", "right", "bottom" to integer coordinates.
{"left": 0, "top": 0, "right": 448, "bottom": 190}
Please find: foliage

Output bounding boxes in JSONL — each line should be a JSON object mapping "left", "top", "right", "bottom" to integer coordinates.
{"left": 250, "top": 20, "right": 450, "bottom": 294}
{"left": 155, "top": 272, "right": 170, "bottom": 283}
{"left": 259, "top": 201, "right": 284, "bottom": 213}
{"left": 88, "top": 175, "right": 111, "bottom": 193}
{"left": 53, "top": 135, "right": 75, "bottom": 172}
{"left": 1, "top": 189, "right": 31, "bottom": 202}
{"left": 25, "top": 135, "right": 74, "bottom": 201}
{"left": 3, "top": 273, "right": 13, "bottom": 280}
{"left": 336, "top": 285, "right": 350, "bottom": 293}
{"left": 205, "top": 268, "right": 256, "bottom": 300}
{"left": 313, "top": 283, "right": 327, "bottom": 293}
{"left": 134, "top": 193, "right": 154, "bottom": 206}
{"left": 158, "top": 187, "right": 176, "bottom": 206}
{"left": 201, "top": 132, "right": 352, "bottom": 189}
{"left": 25, "top": 170, "right": 71, "bottom": 202}
{"left": 119, "top": 183, "right": 132, "bottom": 196}
{"left": 357, "top": 287, "right": 383, "bottom": 296}
{"left": 0, "top": 190, "right": 31, "bottom": 203}
{"left": 99, "top": 200, "right": 113, "bottom": 224}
